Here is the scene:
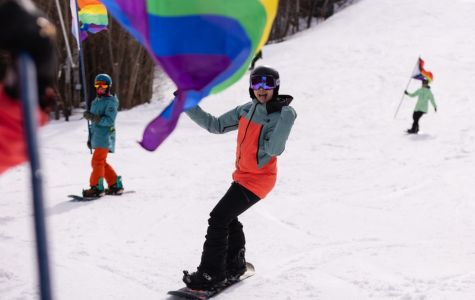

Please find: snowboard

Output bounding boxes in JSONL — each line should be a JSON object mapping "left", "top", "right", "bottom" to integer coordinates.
{"left": 68, "top": 190, "right": 135, "bottom": 202}
{"left": 167, "top": 262, "right": 255, "bottom": 300}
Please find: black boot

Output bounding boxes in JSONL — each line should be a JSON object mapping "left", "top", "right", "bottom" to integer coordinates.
{"left": 82, "top": 177, "right": 104, "bottom": 198}
{"left": 82, "top": 179, "right": 105, "bottom": 198}
{"left": 182, "top": 269, "right": 227, "bottom": 291}
{"left": 82, "top": 185, "right": 104, "bottom": 198}
{"left": 226, "top": 248, "right": 247, "bottom": 281}
{"left": 407, "top": 124, "right": 419, "bottom": 134}
{"left": 105, "top": 176, "right": 124, "bottom": 195}
{"left": 407, "top": 121, "right": 419, "bottom": 134}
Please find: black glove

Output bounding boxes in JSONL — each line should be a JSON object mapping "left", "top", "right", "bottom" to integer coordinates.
{"left": 87, "top": 140, "right": 91, "bottom": 150}
{"left": 404, "top": 90, "right": 409, "bottom": 95}
{"left": 83, "top": 111, "right": 101, "bottom": 122}
{"left": 434, "top": 107, "right": 437, "bottom": 112}
{"left": 266, "top": 95, "right": 293, "bottom": 114}
{"left": 0, "top": 0, "right": 57, "bottom": 111}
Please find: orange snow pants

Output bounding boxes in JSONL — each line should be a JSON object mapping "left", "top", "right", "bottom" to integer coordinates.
{"left": 89, "top": 148, "right": 117, "bottom": 187}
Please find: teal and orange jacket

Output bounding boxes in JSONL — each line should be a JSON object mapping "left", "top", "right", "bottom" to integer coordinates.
{"left": 89, "top": 95, "right": 118, "bottom": 152}
{"left": 407, "top": 87, "right": 436, "bottom": 113}
{"left": 186, "top": 99, "right": 297, "bottom": 199}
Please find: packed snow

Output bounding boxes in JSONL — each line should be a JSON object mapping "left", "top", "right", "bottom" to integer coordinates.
{"left": 1, "top": 0, "right": 475, "bottom": 299}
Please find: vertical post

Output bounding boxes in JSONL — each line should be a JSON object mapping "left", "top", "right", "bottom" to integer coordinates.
{"left": 73, "top": 0, "right": 92, "bottom": 153}
{"left": 18, "top": 53, "right": 53, "bottom": 300}
{"left": 394, "top": 57, "right": 419, "bottom": 119}
{"left": 54, "top": 0, "right": 75, "bottom": 68}
{"left": 393, "top": 76, "right": 413, "bottom": 119}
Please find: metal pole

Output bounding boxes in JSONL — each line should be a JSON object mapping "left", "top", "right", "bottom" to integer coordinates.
{"left": 18, "top": 53, "right": 53, "bottom": 300}
{"left": 394, "top": 57, "right": 419, "bottom": 119}
{"left": 73, "top": 0, "right": 92, "bottom": 154}
{"left": 393, "top": 76, "right": 413, "bottom": 119}
{"left": 54, "top": 0, "right": 75, "bottom": 68}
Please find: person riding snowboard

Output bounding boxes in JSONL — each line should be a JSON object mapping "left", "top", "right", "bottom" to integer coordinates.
{"left": 182, "top": 66, "right": 297, "bottom": 291}
{"left": 82, "top": 74, "right": 123, "bottom": 197}
{"left": 405, "top": 78, "right": 437, "bottom": 134}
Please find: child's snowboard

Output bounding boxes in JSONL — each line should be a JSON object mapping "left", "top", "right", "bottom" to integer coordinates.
{"left": 68, "top": 190, "right": 135, "bottom": 202}
{"left": 167, "top": 262, "right": 255, "bottom": 300}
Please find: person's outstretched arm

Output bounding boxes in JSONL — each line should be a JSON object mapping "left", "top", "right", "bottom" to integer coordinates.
{"left": 186, "top": 104, "right": 245, "bottom": 134}
{"left": 405, "top": 89, "right": 421, "bottom": 98}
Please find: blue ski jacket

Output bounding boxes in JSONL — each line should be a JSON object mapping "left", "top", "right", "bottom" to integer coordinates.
{"left": 89, "top": 95, "right": 118, "bottom": 152}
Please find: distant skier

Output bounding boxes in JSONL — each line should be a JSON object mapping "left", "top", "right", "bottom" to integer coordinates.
{"left": 248, "top": 50, "right": 263, "bottom": 71}
{"left": 405, "top": 78, "right": 437, "bottom": 134}
{"left": 182, "top": 66, "right": 297, "bottom": 291}
{"left": 82, "top": 74, "right": 123, "bottom": 197}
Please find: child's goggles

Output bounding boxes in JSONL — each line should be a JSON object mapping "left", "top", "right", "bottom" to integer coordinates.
{"left": 94, "top": 81, "right": 109, "bottom": 89}
{"left": 250, "top": 75, "right": 279, "bottom": 90}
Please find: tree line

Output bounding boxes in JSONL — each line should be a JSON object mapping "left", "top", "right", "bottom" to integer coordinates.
{"left": 25, "top": 0, "right": 354, "bottom": 120}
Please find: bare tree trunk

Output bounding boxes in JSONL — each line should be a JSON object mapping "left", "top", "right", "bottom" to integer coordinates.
{"left": 33, "top": 0, "right": 155, "bottom": 116}
{"left": 270, "top": 0, "right": 352, "bottom": 43}
{"left": 30, "top": 0, "right": 354, "bottom": 116}
{"left": 307, "top": 0, "right": 319, "bottom": 28}
{"left": 33, "top": 0, "right": 81, "bottom": 120}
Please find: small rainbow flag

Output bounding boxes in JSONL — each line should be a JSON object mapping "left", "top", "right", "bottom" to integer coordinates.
{"left": 75, "top": 0, "right": 108, "bottom": 41}
{"left": 412, "top": 57, "right": 433, "bottom": 83}
{"left": 99, "top": 0, "right": 279, "bottom": 151}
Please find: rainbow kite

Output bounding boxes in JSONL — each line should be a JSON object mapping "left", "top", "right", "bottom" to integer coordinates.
{"left": 77, "top": 0, "right": 108, "bottom": 40}
{"left": 99, "top": 0, "right": 278, "bottom": 151}
{"left": 412, "top": 57, "right": 433, "bottom": 83}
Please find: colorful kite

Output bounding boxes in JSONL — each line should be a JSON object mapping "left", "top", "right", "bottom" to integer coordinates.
{"left": 412, "top": 57, "right": 433, "bottom": 83}
{"left": 99, "top": 0, "right": 278, "bottom": 151}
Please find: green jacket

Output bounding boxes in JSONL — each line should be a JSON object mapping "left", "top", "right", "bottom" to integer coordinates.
{"left": 407, "top": 87, "right": 436, "bottom": 113}
{"left": 89, "top": 95, "right": 118, "bottom": 152}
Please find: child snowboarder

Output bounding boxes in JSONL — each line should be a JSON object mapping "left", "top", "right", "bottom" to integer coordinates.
{"left": 182, "top": 66, "right": 297, "bottom": 291}
{"left": 405, "top": 78, "right": 437, "bottom": 134}
{"left": 82, "top": 74, "right": 123, "bottom": 197}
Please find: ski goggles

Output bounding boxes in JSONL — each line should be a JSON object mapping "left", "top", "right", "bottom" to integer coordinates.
{"left": 250, "top": 75, "right": 279, "bottom": 90}
{"left": 94, "top": 82, "right": 109, "bottom": 89}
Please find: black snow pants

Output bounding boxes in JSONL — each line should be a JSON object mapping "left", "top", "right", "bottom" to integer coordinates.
{"left": 410, "top": 111, "right": 425, "bottom": 132}
{"left": 198, "top": 182, "right": 260, "bottom": 275}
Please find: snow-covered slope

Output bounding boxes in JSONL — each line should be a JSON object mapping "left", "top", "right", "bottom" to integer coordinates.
{"left": 2, "top": 0, "right": 475, "bottom": 299}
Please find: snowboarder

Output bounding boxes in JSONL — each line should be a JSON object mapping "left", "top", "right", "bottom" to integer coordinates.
{"left": 82, "top": 74, "right": 123, "bottom": 197}
{"left": 405, "top": 78, "right": 437, "bottom": 134}
{"left": 0, "top": 0, "right": 57, "bottom": 174}
{"left": 182, "top": 66, "right": 297, "bottom": 291}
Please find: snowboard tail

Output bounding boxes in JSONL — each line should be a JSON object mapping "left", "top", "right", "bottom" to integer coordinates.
{"left": 168, "top": 262, "right": 255, "bottom": 300}
{"left": 68, "top": 190, "right": 135, "bottom": 202}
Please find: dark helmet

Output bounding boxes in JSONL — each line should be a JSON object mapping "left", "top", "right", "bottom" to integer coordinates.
{"left": 249, "top": 66, "right": 280, "bottom": 99}
{"left": 95, "top": 73, "right": 112, "bottom": 86}
{"left": 94, "top": 73, "right": 112, "bottom": 94}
